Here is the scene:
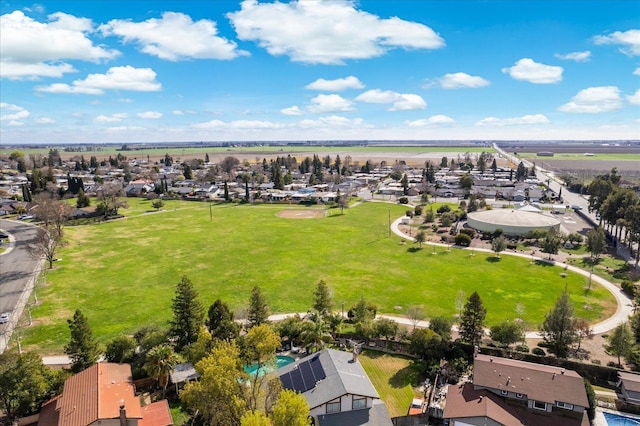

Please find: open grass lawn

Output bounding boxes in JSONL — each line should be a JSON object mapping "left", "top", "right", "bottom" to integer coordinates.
{"left": 22, "top": 199, "right": 615, "bottom": 353}
{"left": 359, "top": 350, "right": 421, "bottom": 418}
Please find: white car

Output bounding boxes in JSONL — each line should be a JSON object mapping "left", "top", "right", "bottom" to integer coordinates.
{"left": 0, "top": 312, "right": 9, "bottom": 324}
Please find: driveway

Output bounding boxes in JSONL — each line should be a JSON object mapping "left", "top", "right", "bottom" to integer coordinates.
{"left": 0, "top": 219, "right": 44, "bottom": 353}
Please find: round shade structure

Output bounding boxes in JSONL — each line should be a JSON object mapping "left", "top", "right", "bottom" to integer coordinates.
{"left": 467, "top": 209, "right": 561, "bottom": 236}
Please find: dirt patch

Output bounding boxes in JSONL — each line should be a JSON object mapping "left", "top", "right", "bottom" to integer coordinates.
{"left": 276, "top": 209, "right": 326, "bottom": 219}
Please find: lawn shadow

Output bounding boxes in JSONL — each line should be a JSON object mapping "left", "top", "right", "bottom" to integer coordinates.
{"left": 534, "top": 259, "right": 555, "bottom": 267}
{"left": 407, "top": 247, "right": 422, "bottom": 253}
{"left": 485, "top": 256, "right": 501, "bottom": 263}
{"left": 389, "top": 365, "right": 419, "bottom": 389}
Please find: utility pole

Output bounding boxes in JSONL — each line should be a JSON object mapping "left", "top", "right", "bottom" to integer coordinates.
{"left": 209, "top": 201, "right": 212, "bottom": 222}
{"left": 388, "top": 208, "right": 391, "bottom": 238}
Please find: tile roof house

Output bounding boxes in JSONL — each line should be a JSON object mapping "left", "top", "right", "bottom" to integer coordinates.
{"left": 278, "top": 348, "right": 393, "bottom": 426}
{"left": 444, "top": 354, "right": 589, "bottom": 426}
{"left": 618, "top": 372, "right": 640, "bottom": 405}
{"left": 37, "top": 363, "right": 172, "bottom": 426}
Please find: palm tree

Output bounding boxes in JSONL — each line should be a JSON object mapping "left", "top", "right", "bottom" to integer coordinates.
{"left": 144, "top": 344, "right": 179, "bottom": 397}
{"left": 300, "top": 318, "right": 332, "bottom": 354}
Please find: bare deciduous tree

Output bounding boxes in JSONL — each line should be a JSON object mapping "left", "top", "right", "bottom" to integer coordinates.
{"left": 96, "top": 181, "right": 128, "bottom": 216}
{"left": 29, "top": 227, "right": 66, "bottom": 269}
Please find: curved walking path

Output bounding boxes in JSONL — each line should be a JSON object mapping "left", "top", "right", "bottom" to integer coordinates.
{"left": 389, "top": 214, "right": 634, "bottom": 338}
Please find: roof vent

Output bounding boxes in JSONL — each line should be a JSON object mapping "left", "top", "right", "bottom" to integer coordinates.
{"left": 561, "top": 369, "right": 565, "bottom": 375}
{"left": 490, "top": 358, "right": 493, "bottom": 362}
{"left": 552, "top": 373, "right": 556, "bottom": 379}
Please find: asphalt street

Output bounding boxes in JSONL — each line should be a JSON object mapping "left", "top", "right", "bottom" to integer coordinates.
{"left": 0, "top": 218, "right": 43, "bottom": 353}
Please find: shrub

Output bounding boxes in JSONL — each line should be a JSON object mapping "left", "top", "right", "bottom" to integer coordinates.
{"left": 406, "top": 210, "right": 414, "bottom": 218}
{"left": 459, "top": 228, "right": 476, "bottom": 238}
{"left": 437, "top": 205, "right": 451, "bottom": 214}
{"left": 414, "top": 205, "right": 423, "bottom": 216}
{"left": 591, "top": 359, "right": 601, "bottom": 365}
{"left": 454, "top": 233, "right": 472, "bottom": 247}
{"left": 622, "top": 281, "right": 636, "bottom": 298}
{"left": 515, "top": 344, "right": 530, "bottom": 353}
{"left": 424, "top": 211, "right": 435, "bottom": 223}
{"left": 532, "top": 347, "right": 545, "bottom": 356}
{"left": 398, "top": 197, "right": 409, "bottom": 204}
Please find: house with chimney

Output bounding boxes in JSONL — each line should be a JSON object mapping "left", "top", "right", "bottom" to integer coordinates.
{"left": 443, "top": 354, "right": 589, "bottom": 426}
{"left": 37, "top": 363, "right": 172, "bottom": 426}
{"left": 277, "top": 348, "right": 393, "bottom": 426}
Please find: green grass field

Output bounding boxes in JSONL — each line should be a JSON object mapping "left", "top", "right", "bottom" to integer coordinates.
{"left": 517, "top": 152, "right": 640, "bottom": 161}
{"left": 359, "top": 350, "right": 421, "bottom": 417}
{"left": 22, "top": 199, "right": 615, "bottom": 354}
{"left": 1, "top": 145, "right": 494, "bottom": 159}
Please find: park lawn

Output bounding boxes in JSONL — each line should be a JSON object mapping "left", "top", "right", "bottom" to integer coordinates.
{"left": 359, "top": 350, "right": 421, "bottom": 418}
{"left": 22, "top": 201, "right": 615, "bottom": 354}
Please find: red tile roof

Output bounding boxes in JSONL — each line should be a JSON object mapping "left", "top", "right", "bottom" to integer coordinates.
{"left": 139, "top": 400, "right": 174, "bottom": 426}
{"left": 473, "top": 354, "right": 589, "bottom": 407}
{"left": 39, "top": 363, "right": 142, "bottom": 426}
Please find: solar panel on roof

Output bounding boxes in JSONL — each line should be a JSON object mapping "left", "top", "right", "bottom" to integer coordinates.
{"left": 310, "top": 356, "right": 326, "bottom": 381}
{"left": 280, "top": 372, "right": 293, "bottom": 390}
{"left": 291, "top": 368, "right": 305, "bottom": 392}
{"left": 299, "top": 361, "right": 314, "bottom": 389}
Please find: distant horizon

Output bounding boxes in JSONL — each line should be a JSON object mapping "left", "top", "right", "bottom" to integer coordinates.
{"left": 1, "top": 1, "right": 638, "bottom": 143}
{"left": 2, "top": 139, "right": 640, "bottom": 148}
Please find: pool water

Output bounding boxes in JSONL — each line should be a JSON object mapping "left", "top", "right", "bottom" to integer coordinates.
{"left": 245, "top": 355, "right": 296, "bottom": 377}
{"left": 604, "top": 412, "right": 640, "bottom": 425}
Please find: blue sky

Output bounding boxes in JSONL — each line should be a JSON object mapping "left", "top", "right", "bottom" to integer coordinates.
{"left": 1, "top": 0, "right": 638, "bottom": 144}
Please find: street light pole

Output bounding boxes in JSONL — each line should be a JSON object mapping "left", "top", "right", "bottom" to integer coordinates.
{"left": 388, "top": 208, "right": 391, "bottom": 238}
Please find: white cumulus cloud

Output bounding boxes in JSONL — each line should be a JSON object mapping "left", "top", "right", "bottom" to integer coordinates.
{"left": 554, "top": 51, "right": 591, "bottom": 62}
{"left": 305, "top": 76, "right": 364, "bottom": 91}
{"left": 593, "top": 29, "right": 640, "bottom": 56}
{"left": 405, "top": 115, "right": 455, "bottom": 127}
{"left": 355, "top": 89, "right": 426, "bottom": 111}
{"left": 35, "top": 117, "right": 56, "bottom": 124}
{"left": 100, "top": 12, "right": 248, "bottom": 61}
{"left": 502, "top": 58, "right": 563, "bottom": 84}
{"left": 137, "top": 111, "right": 162, "bottom": 119}
{"left": 0, "top": 11, "right": 119, "bottom": 79}
{"left": 634, "top": 67, "right": 640, "bottom": 76}
{"left": 228, "top": 0, "right": 444, "bottom": 64}
{"left": 35, "top": 66, "right": 162, "bottom": 94}
{"left": 558, "top": 86, "right": 623, "bottom": 113}
{"left": 627, "top": 89, "right": 640, "bottom": 105}
{"left": 281, "top": 105, "right": 303, "bottom": 116}
{"left": 96, "top": 113, "right": 128, "bottom": 122}
{"left": 475, "top": 114, "right": 550, "bottom": 126}
{"left": 0, "top": 102, "right": 30, "bottom": 121}
{"left": 436, "top": 72, "right": 490, "bottom": 89}
{"left": 308, "top": 94, "right": 354, "bottom": 113}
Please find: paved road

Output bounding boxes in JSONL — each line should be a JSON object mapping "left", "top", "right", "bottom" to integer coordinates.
{"left": 0, "top": 219, "right": 43, "bottom": 353}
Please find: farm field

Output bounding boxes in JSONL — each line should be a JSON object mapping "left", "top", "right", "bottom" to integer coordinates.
{"left": 22, "top": 199, "right": 615, "bottom": 354}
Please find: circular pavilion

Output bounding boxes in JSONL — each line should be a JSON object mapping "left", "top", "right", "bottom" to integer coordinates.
{"left": 466, "top": 209, "right": 561, "bottom": 236}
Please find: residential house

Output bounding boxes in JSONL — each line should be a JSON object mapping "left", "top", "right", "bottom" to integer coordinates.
{"left": 38, "top": 363, "right": 173, "bottom": 426}
{"left": 618, "top": 372, "right": 640, "bottom": 405}
{"left": 278, "top": 348, "right": 393, "bottom": 426}
{"left": 443, "top": 354, "right": 589, "bottom": 426}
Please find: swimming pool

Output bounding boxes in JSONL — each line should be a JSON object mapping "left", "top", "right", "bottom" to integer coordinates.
{"left": 604, "top": 411, "right": 640, "bottom": 425}
{"left": 245, "top": 355, "right": 296, "bottom": 377}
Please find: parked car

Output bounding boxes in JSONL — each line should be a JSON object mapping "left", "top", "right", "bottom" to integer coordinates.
{"left": 408, "top": 398, "right": 425, "bottom": 415}
{"left": 570, "top": 205, "right": 583, "bottom": 211}
{"left": 0, "top": 312, "right": 9, "bottom": 324}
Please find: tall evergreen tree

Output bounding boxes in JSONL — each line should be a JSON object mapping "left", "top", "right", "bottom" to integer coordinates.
{"left": 541, "top": 286, "right": 576, "bottom": 358}
{"left": 312, "top": 280, "right": 333, "bottom": 318}
{"left": 170, "top": 275, "right": 205, "bottom": 351}
{"left": 64, "top": 309, "right": 100, "bottom": 373}
{"left": 459, "top": 292, "right": 486, "bottom": 346}
{"left": 606, "top": 323, "right": 634, "bottom": 367}
{"left": 248, "top": 286, "right": 269, "bottom": 328}
{"left": 207, "top": 299, "right": 240, "bottom": 341}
